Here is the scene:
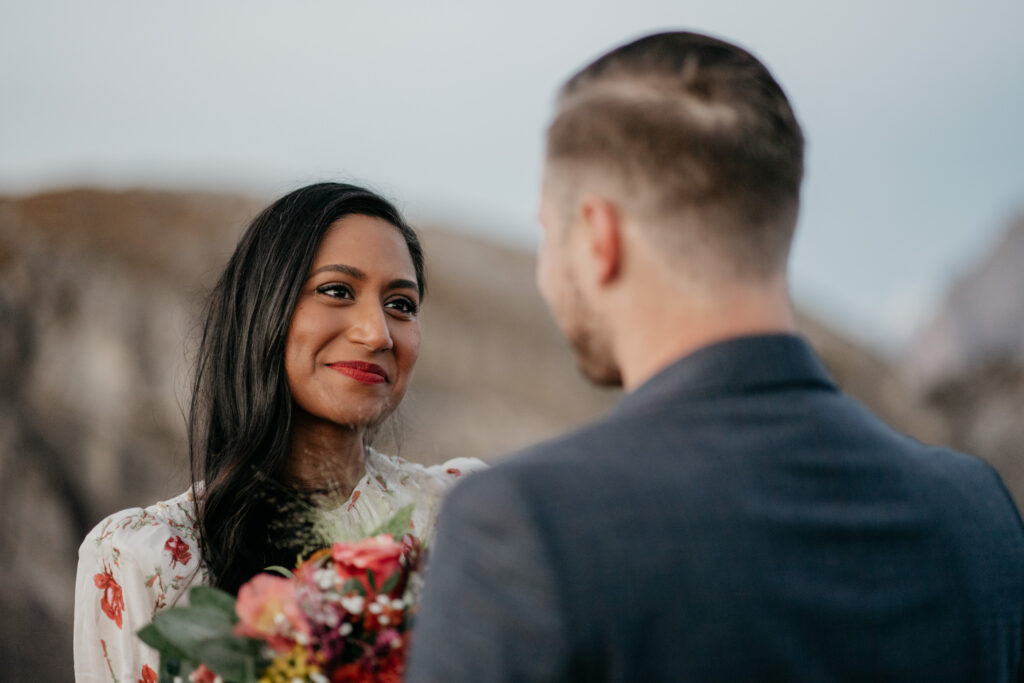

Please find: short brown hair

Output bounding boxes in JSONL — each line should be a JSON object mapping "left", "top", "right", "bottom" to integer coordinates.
{"left": 547, "top": 31, "right": 804, "bottom": 279}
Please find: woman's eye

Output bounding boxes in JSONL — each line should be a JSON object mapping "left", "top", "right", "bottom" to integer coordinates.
{"left": 316, "top": 284, "right": 353, "bottom": 299}
{"left": 386, "top": 297, "right": 419, "bottom": 317}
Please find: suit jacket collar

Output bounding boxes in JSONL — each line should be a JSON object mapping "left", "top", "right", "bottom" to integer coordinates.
{"left": 613, "top": 334, "right": 836, "bottom": 417}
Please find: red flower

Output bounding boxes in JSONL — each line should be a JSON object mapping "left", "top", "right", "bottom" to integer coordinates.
{"left": 330, "top": 631, "right": 405, "bottom": 682}
{"left": 138, "top": 664, "right": 157, "bottom": 683}
{"left": 332, "top": 535, "right": 404, "bottom": 595}
{"left": 94, "top": 568, "right": 124, "bottom": 629}
{"left": 164, "top": 536, "right": 192, "bottom": 567}
{"left": 189, "top": 664, "right": 220, "bottom": 683}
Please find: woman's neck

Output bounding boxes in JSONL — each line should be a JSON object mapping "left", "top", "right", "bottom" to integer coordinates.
{"left": 286, "top": 410, "right": 368, "bottom": 500}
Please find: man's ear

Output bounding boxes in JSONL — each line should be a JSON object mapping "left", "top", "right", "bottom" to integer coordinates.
{"left": 579, "top": 194, "right": 622, "bottom": 286}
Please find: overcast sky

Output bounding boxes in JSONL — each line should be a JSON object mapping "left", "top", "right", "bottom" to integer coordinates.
{"left": 2, "top": 0, "right": 1022, "bottom": 353}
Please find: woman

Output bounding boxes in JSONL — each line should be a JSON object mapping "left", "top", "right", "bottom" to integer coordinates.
{"left": 73, "top": 183, "right": 484, "bottom": 682}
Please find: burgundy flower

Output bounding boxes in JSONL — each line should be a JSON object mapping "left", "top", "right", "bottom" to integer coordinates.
{"left": 164, "top": 536, "right": 192, "bottom": 567}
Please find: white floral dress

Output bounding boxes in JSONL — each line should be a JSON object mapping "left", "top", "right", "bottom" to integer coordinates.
{"left": 73, "top": 449, "right": 485, "bottom": 683}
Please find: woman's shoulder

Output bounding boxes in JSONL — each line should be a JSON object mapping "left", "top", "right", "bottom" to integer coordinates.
{"left": 79, "top": 488, "right": 202, "bottom": 574}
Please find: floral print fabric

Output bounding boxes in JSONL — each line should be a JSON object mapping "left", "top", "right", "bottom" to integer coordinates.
{"left": 73, "top": 449, "right": 485, "bottom": 682}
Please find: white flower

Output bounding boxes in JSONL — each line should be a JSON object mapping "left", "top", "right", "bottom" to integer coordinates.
{"left": 376, "top": 594, "right": 391, "bottom": 605}
{"left": 379, "top": 615, "right": 390, "bottom": 626}
{"left": 310, "top": 674, "right": 330, "bottom": 683}
{"left": 391, "top": 599, "right": 405, "bottom": 611}
{"left": 368, "top": 602, "right": 383, "bottom": 615}
{"left": 340, "top": 622, "right": 354, "bottom": 636}
{"left": 315, "top": 569, "right": 335, "bottom": 590}
{"left": 340, "top": 595, "right": 364, "bottom": 614}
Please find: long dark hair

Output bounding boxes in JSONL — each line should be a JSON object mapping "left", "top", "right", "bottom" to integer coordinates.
{"left": 189, "top": 182, "right": 425, "bottom": 594}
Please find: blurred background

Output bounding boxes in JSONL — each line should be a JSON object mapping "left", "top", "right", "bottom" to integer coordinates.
{"left": 2, "top": 1, "right": 1022, "bottom": 679}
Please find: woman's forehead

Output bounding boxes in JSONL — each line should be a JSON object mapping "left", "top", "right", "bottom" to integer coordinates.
{"left": 311, "top": 215, "right": 416, "bottom": 277}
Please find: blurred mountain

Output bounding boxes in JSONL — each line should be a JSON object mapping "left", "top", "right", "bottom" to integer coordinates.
{"left": 0, "top": 188, "right": 1012, "bottom": 681}
{"left": 907, "top": 212, "right": 1024, "bottom": 387}
{"left": 902, "top": 211, "right": 1024, "bottom": 507}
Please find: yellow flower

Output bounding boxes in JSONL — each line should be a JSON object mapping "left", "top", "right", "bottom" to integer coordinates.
{"left": 258, "top": 643, "right": 323, "bottom": 683}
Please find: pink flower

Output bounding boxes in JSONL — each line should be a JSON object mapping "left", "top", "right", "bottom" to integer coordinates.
{"left": 332, "top": 535, "right": 404, "bottom": 595}
{"left": 233, "top": 574, "right": 310, "bottom": 653}
{"left": 188, "top": 664, "right": 220, "bottom": 683}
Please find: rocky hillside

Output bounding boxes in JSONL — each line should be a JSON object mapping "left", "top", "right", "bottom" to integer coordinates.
{"left": 0, "top": 189, "right": 1012, "bottom": 681}
{"left": 904, "top": 211, "right": 1024, "bottom": 508}
{"left": 908, "top": 212, "right": 1024, "bottom": 387}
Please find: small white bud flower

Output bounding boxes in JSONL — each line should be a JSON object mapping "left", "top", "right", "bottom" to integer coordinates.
{"left": 340, "top": 622, "right": 354, "bottom": 636}
{"left": 315, "top": 569, "right": 335, "bottom": 590}
{"left": 340, "top": 595, "right": 364, "bottom": 614}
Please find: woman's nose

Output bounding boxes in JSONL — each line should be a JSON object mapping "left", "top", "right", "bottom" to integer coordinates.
{"left": 347, "top": 302, "right": 393, "bottom": 351}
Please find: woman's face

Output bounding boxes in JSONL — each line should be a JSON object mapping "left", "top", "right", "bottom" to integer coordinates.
{"left": 284, "top": 214, "right": 421, "bottom": 429}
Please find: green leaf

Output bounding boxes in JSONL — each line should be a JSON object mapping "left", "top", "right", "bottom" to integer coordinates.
{"left": 137, "top": 623, "right": 189, "bottom": 662}
{"left": 150, "top": 605, "right": 263, "bottom": 683}
{"left": 366, "top": 569, "right": 377, "bottom": 592}
{"left": 341, "top": 577, "right": 366, "bottom": 596}
{"left": 369, "top": 503, "right": 414, "bottom": 538}
{"left": 380, "top": 571, "right": 400, "bottom": 595}
{"left": 188, "top": 585, "right": 238, "bottom": 621}
{"left": 151, "top": 605, "right": 236, "bottom": 653}
{"left": 192, "top": 635, "right": 264, "bottom": 683}
{"left": 263, "top": 564, "right": 295, "bottom": 579}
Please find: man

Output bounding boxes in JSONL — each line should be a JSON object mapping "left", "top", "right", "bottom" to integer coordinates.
{"left": 407, "top": 31, "right": 1024, "bottom": 681}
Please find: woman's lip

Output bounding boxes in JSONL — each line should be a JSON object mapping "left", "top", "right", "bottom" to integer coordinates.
{"left": 327, "top": 361, "right": 389, "bottom": 384}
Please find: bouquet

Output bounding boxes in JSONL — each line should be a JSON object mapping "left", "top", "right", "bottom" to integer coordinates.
{"left": 139, "top": 506, "right": 421, "bottom": 683}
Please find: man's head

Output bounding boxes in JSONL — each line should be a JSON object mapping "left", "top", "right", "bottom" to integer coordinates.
{"left": 537, "top": 31, "right": 804, "bottom": 387}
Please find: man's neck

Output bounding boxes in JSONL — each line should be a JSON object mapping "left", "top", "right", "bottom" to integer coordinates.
{"left": 613, "top": 281, "right": 796, "bottom": 392}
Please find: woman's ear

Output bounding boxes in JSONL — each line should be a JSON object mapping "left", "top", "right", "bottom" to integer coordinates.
{"left": 578, "top": 194, "right": 622, "bottom": 286}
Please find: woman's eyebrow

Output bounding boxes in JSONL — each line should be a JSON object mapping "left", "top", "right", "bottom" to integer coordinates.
{"left": 310, "top": 264, "right": 364, "bottom": 279}
{"left": 309, "top": 265, "right": 417, "bottom": 293}
{"left": 388, "top": 278, "right": 419, "bottom": 292}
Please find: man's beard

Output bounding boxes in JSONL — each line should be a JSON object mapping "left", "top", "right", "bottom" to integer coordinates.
{"left": 557, "top": 272, "right": 622, "bottom": 387}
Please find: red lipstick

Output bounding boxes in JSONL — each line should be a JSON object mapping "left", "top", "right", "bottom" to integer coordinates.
{"left": 328, "top": 361, "right": 388, "bottom": 384}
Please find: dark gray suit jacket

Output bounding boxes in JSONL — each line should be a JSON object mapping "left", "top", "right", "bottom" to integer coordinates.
{"left": 407, "top": 335, "right": 1024, "bottom": 681}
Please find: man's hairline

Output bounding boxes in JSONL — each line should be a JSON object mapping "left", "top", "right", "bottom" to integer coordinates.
{"left": 542, "top": 153, "right": 795, "bottom": 284}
